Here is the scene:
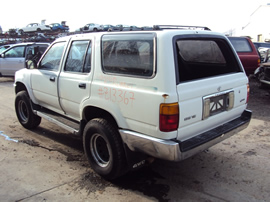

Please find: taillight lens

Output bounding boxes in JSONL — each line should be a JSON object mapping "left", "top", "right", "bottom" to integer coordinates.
{"left": 160, "top": 103, "right": 179, "bottom": 132}
{"left": 246, "top": 84, "right": 250, "bottom": 104}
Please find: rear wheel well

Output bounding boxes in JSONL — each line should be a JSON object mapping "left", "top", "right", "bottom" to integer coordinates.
{"left": 83, "top": 106, "right": 118, "bottom": 129}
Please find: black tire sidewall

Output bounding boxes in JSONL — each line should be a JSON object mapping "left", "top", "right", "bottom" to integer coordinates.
{"left": 15, "top": 91, "right": 41, "bottom": 129}
{"left": 83, "top": 118, "right": 126, "bottom": 179}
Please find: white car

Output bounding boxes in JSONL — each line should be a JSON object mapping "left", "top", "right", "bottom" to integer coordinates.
{"left": 14, "top": 26, "right": 252, "bottom": 179}
{"left": 0, "top": 42, "right": 49, "bottom": 77}
{"left": 19, "top": 23, "right": 51, "bottom": 34}
{"left": 80, "top": 23, "right": 104, "bottom": 32}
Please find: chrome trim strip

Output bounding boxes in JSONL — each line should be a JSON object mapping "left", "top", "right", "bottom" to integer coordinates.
{"left": 34, "top": 110, "right": 79, "bottom": 135}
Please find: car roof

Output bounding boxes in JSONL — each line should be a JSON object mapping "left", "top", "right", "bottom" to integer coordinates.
{"left": 2, "top": 42, "right": 50, "bottom": 52}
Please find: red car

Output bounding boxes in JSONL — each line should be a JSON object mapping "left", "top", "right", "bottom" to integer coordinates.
{"left": 228, "top": 36, "right": 260, "bottom": 75}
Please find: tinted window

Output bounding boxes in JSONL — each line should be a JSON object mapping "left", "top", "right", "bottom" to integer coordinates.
{"left": 228, "top": 37, "right": 252, "bottom": 52}
{"left": 176, "top": 38, "right": 241, "bottom": 82}
{"left": 102, "top": 33, "right": 154, "bottom": 77}
{"left": 39, "top": 42, "right": 65, "bottom": 71}
{"left": 65, "top": 40, "right": 91, "bottom": 73}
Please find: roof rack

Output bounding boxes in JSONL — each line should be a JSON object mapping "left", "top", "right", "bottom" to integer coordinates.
{"left": 153, "top": 25, "right": 211, "bottom": 31}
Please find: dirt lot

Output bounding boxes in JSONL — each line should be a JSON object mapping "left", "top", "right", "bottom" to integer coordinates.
{"left": 0, "top": 77, "right": 269, "bottom": 202}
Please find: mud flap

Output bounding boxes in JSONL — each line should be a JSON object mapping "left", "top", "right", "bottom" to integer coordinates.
{"left": 123, "top": 143, "right": 154, "bottom": 171}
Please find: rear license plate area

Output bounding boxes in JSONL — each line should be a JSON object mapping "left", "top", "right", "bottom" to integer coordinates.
{"left": 203, "top": 91, "right": 234, "bottom": 119}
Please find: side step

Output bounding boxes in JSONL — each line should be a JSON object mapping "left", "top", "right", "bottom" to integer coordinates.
{"left": 33, "top": 108, "right": 80, "bottom": 135}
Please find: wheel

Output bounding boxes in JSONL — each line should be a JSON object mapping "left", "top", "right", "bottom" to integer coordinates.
{"left": 15, "top": 91, "right": 41, "bottom": 129}
{"left": 93, "top": 28, "right": 98, "bottom": 32}
{"left": 37, "top": 28, "right": 41, "bottom": 32}
{"left": 83, "top": 118, "right": 127, "bottom": 180}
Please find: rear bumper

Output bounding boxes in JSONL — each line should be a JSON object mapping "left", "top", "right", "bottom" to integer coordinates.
{"left": 119, "top": 110, "right": 252, "bottom": 162}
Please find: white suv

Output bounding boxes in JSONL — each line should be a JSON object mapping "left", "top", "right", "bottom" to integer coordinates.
{"left": 14, "top": 25, "right": 252, "bottom": 179}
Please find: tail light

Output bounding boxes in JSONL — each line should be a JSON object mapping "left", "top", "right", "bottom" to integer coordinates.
{"left": 159, "top": 103, "right": 179, "bottom": 132}
{"left": 246, "top": 84, "right": 250, "bottom": 104}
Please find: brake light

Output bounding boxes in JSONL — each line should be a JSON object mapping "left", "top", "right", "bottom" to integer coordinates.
{"left": 159, "top": 103, "right": 179, "bottom": 132}
{"left": 246, "top": 84, "right": 250, "bottom": 104}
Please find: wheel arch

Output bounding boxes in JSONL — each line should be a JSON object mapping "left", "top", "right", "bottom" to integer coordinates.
{"left": 15, "top": 81, "right": 39, "bottom": 104}
{"left": 82, "top": 106, "right": 119, "bottom": 129}
{"left": 15, "top": 81, "right": 27, "bottom": 94}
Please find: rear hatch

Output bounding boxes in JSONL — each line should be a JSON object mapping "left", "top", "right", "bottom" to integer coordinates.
{"left": 174, "top": 34, "right": 249, "bottom": 142}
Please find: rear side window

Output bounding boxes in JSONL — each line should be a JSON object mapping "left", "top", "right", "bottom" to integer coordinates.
{"left": 175, "top": 38, "right": 241, "bottom": 82}
{"left": 101, "top": 33, "right": 155, "bottom": 77}
{"left": 228, "top": 37, "right": 252, "bottom": 52}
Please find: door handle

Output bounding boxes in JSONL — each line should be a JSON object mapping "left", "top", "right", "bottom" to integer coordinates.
{"left": 79, "top": 83, "right": 86, "bottom": 89}
{"left": 49, "top": 76, "right": 55, "bottom": 82}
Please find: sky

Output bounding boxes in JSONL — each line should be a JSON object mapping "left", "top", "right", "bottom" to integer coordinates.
{"left": 1, "top": 0, "right": 269, "bottom": 33}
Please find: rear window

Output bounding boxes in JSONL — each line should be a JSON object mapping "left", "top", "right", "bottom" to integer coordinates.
{"left": 228, "top": 37, "right": 252, "bottom": 52}
{"left": 175, "top": 38, "right": 241, "bottom": 82}
{"left": 101, "top": 33, "right": 155, "bottom": 77}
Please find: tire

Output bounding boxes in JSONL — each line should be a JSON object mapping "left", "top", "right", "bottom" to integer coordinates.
{"left": 93, "top": 28, "right": 98, "bottom": 32}
{"left": 83, "top": 118, "right": 127, "bottom": 180}
{"left": 37, "top": 28, "right": 41, "bottom": 32}
{"left": 15, "top": 91, "right": 41, "bottom": 129}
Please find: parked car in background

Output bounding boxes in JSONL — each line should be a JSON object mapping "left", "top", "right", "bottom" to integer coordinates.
{"left": 228, "top": 36, "right": 260, "bottom": 75}
{"left": 26, "top": 33, "right": 55, "bottom": 43}
{"left": 114, "top": 24, "right": 130, "bottom": 31}
{"left": 0, "top": 25, "right": 3, "bottom": 34}
{"left": 253, "top": 42, "right": 270, "bottom": 50}
{"left": 257, "top": 47, "right": 270, "bottom": 62}
{"left": 253, "top": 42, "right": 270, "bottom": 62}
{"left": 49, "top": 22, "right": 69, "bottom": 32}
{"left": 0, "top": 44, "right": 14, "bottom": 54}
{"left": 122, "top": 25, "right": 142, "bottom": 31}
{"left": 19, "top": 21, "right": 52, "bottom": 34}
{"left": 103, "top": 24, "right": 117, "bottom": 31}
{"left": 0, "top": 42, "right": 49, "bottom": 77}
{"left": 80, "top": 23, "right": 103, "bottom": 32}
{"left": 254, "top": 48, "right": 270, "bottom": 88}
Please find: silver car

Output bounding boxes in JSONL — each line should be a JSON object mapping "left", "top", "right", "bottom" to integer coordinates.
{"left": 0, "top": 43, "right": 49, "bottom": 77}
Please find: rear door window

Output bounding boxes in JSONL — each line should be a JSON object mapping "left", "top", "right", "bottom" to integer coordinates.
{"left": 64, "top": 40, "right": 91, "bottom": 73}
{"left": 175, "top": 37, "right": 241, "bottom": 83}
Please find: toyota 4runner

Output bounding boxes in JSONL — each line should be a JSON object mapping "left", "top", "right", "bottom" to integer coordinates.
{"left": 14, "top": 25, "right": 252, "bottom": 179}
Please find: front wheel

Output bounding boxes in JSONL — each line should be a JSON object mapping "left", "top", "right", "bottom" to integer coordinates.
{"left": 83, "top": 118, "right": 127, "bottom": 180}
{"left": 15, "top": 91, "right": 41, "bottom": 129}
